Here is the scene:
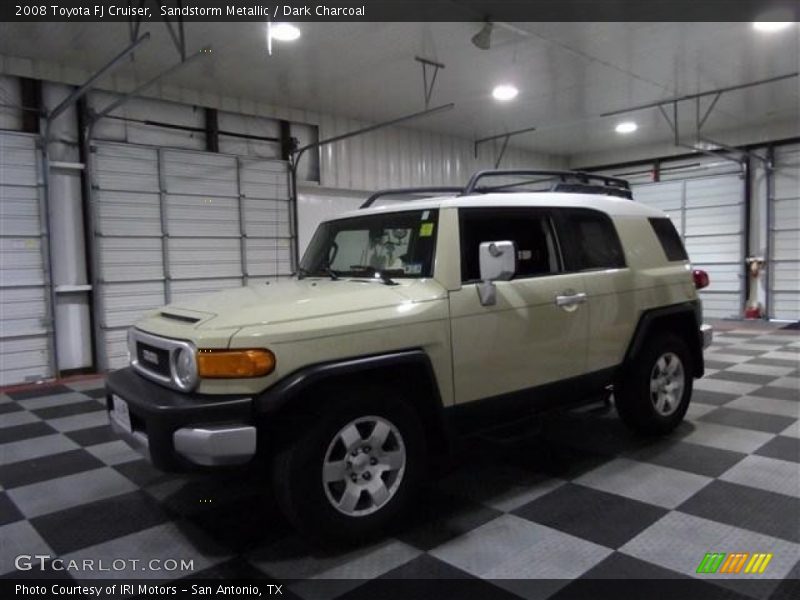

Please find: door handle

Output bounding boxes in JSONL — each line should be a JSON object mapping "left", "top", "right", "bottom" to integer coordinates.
{"left": 555, "top": 292, "right": 587, "bottom": 307}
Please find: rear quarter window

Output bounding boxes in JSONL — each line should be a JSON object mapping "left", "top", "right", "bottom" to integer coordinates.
{"left": 556, "top": 208, "right": 626, "bottom": 271}
{"left": 649, "top": 217, "right": 688, "bottom": 261}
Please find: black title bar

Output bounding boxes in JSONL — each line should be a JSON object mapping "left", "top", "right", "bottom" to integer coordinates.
{"left": 2, "top": 0, "right": 799, "bottom": 22}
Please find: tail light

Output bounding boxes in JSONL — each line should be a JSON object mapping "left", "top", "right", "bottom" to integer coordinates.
{"left": 693, "top": 269, "right": 710, "bottom": 290}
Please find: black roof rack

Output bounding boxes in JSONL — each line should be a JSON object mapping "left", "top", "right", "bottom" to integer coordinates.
{"left": 358, "top": 170, "right": 633, "bottom": 209}
{"left": 360, "top": 186, "right": 464, "bottom": 208}
{"left": 463, "top": 169, "right": 632, "bottom": 199}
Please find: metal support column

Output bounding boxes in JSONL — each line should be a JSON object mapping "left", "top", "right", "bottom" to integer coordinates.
{"left": 156, "top": 148, "right": 172, "bottom": 304}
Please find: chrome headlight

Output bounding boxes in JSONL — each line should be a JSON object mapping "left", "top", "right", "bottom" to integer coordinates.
{"left": 173, "top": 346, "right": 198, "bottom": 390}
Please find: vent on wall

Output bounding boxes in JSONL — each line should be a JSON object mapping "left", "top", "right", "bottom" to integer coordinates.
{"left": 160, "top": 312, "right": 200, "bottom": 324}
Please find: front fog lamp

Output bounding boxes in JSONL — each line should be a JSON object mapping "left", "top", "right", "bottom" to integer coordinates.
{"left": 174, "top": 347, "right": 198, "bottom": 389}
{"left": 197, "top": 349, "right": 275, "bottom": 378}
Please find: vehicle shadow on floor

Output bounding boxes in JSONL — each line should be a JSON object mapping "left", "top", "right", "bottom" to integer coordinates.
{"left": 161, "top": 404, "right": 691, "bottom": 565}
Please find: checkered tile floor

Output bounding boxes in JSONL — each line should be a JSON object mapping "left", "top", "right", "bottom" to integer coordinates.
{"left": 1, "top": 322, "right": 798, "bottom": 599}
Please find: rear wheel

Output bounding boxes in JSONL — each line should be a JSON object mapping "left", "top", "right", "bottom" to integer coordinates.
{"left": 615, "top": 333, "right": 693, "bottom": 435}
{"left": 272, "top": 390, "right": 426, "bottom": 543}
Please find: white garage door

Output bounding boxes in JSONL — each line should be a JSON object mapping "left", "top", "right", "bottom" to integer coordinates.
{"left": 0, "top": 133, "right": 54, "bottom": 385}
{"left": 632, "top": 171, "right": 745, "bottom": 319}
{"left": 91, "top": 142, "right": 293, "bottom": 369}
{"left": 769, "top": 144, "right": 800, "bottom": 321}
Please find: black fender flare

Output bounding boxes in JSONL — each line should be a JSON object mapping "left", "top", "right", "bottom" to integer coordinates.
{"left": 254, "top": 348, "right": 445, "bottom": 416}
{"left": 622, "top": 300, "right": 704, "bottom": 378}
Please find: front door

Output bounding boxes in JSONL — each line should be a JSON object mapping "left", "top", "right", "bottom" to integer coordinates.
{"left": 449, "top": 207, "right": 589, "bottom": 406}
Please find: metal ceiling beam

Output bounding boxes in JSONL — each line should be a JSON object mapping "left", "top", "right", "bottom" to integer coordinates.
{"left": 46, "top": 33, "right": 151, "bottom": 129}
{"left": 474, "top": 125, "right": 537, "bottom": 167}
{"left": 601, "top": 72, "right": 799, "bottom": 117}
{"left": 90, "top": 47, "right": 210, "bottom": 124}
{"left": 415, "top": 56, "right": 446, "bottom": 109}
{"left": 293, "top": 102, "right": 456, "bottom": 165}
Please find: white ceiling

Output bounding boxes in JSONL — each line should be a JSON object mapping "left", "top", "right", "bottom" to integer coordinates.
{"left": 0, "top": 21, "right": 797, "bottom": 156}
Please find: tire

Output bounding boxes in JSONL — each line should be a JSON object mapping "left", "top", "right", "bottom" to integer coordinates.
{"left": 272, "top": 388, "right": 427, "bottom": 544}
{"left": 615, "top": 332, "right": 693, "bottom": 435}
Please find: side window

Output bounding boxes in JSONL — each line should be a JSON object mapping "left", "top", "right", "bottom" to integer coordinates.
{"left": 649, "top": 217, "right": 688, "bottom": 261}
{"left": 558, "top": 209, "right": 626, "bottom": 271}
{"left": 459, "top": 208, "right": 560, "bottom": 282}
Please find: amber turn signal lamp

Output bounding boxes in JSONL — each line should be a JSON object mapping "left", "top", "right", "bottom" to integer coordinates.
{"left": 197, "top": 349, "right": 275, "bottom": 378}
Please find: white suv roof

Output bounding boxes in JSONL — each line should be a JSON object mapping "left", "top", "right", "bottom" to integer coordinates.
{"left": 340, "top": 192, "right": 665, "bottom": 220}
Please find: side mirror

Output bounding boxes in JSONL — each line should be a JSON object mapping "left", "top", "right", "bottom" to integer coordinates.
{"left": 477, "top": 241, "right": 517, "bottom": 306}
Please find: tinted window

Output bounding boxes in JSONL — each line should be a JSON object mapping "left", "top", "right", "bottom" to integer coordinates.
{"left": 558, "top": 209, "right": 626, "bottom": 270}
{"left": 649, "top": 217, "right": 688, "bottom": 261}
{"left": 459, "top": 208, "right": 560, "bottom": 282}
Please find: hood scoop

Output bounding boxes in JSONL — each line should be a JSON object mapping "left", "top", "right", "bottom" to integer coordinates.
{"left": 160, "top": 311, "right": 201, "bottom": 324}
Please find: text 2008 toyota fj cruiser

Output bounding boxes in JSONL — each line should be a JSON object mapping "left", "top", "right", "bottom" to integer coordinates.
{"left": 107, "top": 169, "right": 713, "bottom": 541}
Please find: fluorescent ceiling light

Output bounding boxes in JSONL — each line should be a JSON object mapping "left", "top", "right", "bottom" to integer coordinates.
{"left": 752, "top": 22, "right": 793, "bottom": 32}
{"left": 615, "top": 121, "right": 638, "bottom": 134}
{"left": 270, "top": 23, "right": 301, "bottom": 41}
{"left": 492, "top": 84, "right": 519, "bottom": 101}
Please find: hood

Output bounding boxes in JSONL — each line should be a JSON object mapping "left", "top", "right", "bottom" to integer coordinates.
{"left": 157, "top": 278, "right": 446, "bottom": 331}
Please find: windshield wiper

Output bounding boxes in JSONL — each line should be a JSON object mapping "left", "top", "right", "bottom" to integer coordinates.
{"left": 348, "top": 265, "right": 399, "bottom": 285}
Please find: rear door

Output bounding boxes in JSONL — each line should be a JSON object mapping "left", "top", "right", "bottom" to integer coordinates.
{"left": 552, "top": 208, "right": 634, "bottom": 373}
{"left": 449, "top": 207, "right": 589, "bottom": 405}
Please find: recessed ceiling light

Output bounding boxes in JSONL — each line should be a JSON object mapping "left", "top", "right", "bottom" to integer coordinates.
{"left": 615, "top": 121, "right": 638, "bottom": 134}
{"left": 752, "top": 22, "right": 793, "bottom": 32}
{"left": 270, "top": 23, "right": 301, "bottom": 41}
{"left": 492, "top": 84, "right": 518, "bottom": 101}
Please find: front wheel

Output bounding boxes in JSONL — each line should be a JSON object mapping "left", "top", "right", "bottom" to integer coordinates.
{"left": 615, "top": 333, "right": 693, "bottom": 435}
{"left": 272, "top": 391, "right": 426, "bottom": 543}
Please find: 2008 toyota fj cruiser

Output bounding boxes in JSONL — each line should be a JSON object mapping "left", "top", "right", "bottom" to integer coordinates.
{"left": 107, "top": 169, "right": 713, "bottom": 541}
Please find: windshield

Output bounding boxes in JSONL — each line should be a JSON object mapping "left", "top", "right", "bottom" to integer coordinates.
{"left": 300, "top": 209, "right": 439, "bottom": 279}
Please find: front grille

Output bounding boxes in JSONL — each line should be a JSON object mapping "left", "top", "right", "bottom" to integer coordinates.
{"left": 129, "top": 328, "right": 195, "bottom": 390}
{"left": 136, "top": 342, "right": 170, "bottom": 378}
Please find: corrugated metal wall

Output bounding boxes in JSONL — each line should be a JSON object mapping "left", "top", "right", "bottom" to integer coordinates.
{"left": 0, "top": 133, "right": 54, "bottom": 385}
{"left": 91, "top": 141, "right": 292, "bottom": 369}
{"left": 769, "top": 144, "right": 800, "bottom": 320}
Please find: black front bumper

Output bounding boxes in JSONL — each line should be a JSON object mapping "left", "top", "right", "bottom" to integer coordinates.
{"left": 105, "top": 367, "right": 255, "bottom": 471}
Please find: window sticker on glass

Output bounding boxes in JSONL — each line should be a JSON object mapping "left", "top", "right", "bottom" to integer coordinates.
{"left": 404, "top": 263, "right": 422, "bottom": 275}
{"left": 422, "top": 210, "right": 430, "bottom": 220}
{"left": 420, "top": 222, "right": 435, "bottom": 237}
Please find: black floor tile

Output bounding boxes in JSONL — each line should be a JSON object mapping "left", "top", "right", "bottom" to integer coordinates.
{"left": 180, "top": 557, "right": 276, "bottom": 580}
{"left": 754, "top": 436, "right": 800, "bottom": 463}
{"left": 185, "top": 491, "right": 291, "bottom": 553}
{"left": 751, "top": 386, "right": 799, "bottom": 402}
{"left": 708, "top": 371, "right": 777, "bottom": 386}
{"left": 114, "top": 459, "right": 175, "bottom": 488}
{"left": 625, "top": 439, "right": 746, "bottom": 478}
{"left": 0, "top": 492, "right": 24, "bottom": 526}
{"left": 6, "top": 385, "right": 73, "bottom": 401}
{"left": 692, "top": 390, "right": 739, "bottom": 407}
{"left": 576, "top": 552, "right": 685, "bottom": 579}
{"left": 81, "top": 387, "right": 108, "bottom": 399}
{"left": 699, "top": 407, "right": 797, "bottom": 434}
{"left": 679, "top": 480, "right": 800, "bottom": 543}
{"left": 0, "top": 421, "right": 56, "bottom": 444}
{"left": 0, "top": 449, "right": 104, "bottom": 489}
{"left": 31, "top": 491, "right": 170, "bottom": 554}
{"left": 747, "top": 358, "right": 800, "bottom": 369}
{"left": 65, "top": 424, "right": 117, "bottom": 447}
{"left": 338, "top": 555, "right": 520, "bottom": 600}
{"left": 0, "top": 403, "right": 24, "bottom": 415}
{"left": 704, "top": 360, "right": 737, "bottom": 371}
{"left": 718, "top": 347, "right": 767, "bottom": 356}
{"left": 512, "top": 483, "right": 667, "bottom": 549}
{"left": 31, "top": 399, "right": 105, "bottom": 420}
{"left": 397, "top": 490, "right": 502, "bottom": 551}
